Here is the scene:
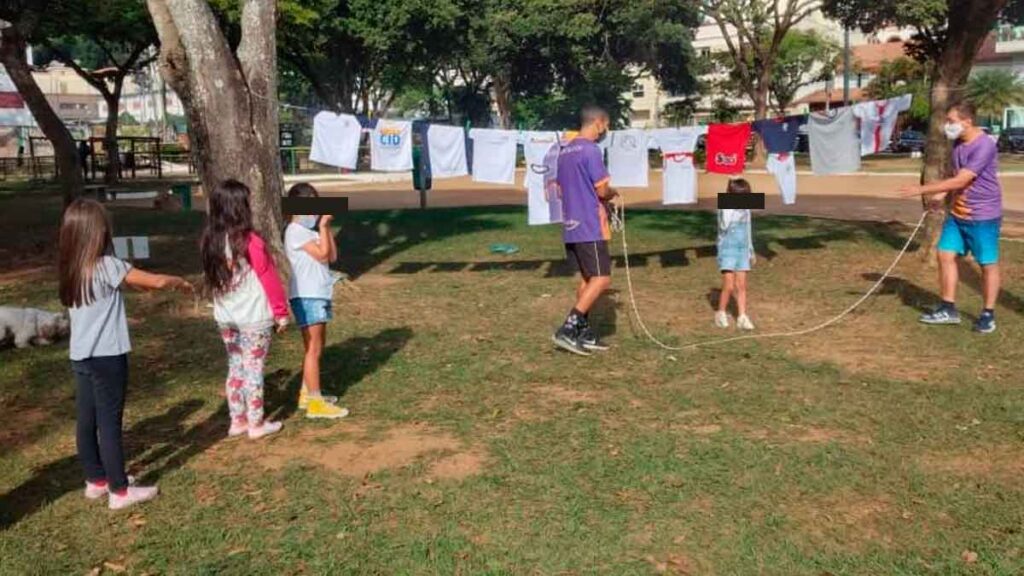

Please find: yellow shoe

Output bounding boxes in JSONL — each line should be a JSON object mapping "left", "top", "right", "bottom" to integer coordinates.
{"left": 299, "top": 386, "right": 338, "bottom": 410}
{"left": 305, "top": 397, "right": 350, "bottom": 420}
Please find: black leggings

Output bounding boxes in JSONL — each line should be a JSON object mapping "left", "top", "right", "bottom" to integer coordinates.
{"left": 72, "top": 354, "right": 129, "bottom": 491}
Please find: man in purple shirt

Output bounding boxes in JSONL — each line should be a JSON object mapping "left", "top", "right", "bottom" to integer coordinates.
{"left": 899, "top": 101, "right": 1002, "bottom": 333}
{"left": 552, "top": 106, "right": 619, "bottom": 356}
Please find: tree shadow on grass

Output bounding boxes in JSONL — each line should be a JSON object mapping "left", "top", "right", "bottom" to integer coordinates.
{"left": 862, "top": 273, "right": 939, "bottom": 313}
{"left": 0, "top": 328, "right": 413, "bottom": 531}
{"left": 336, "top": 208, "right": 513, "bottom": 280}
{"left": 0, "top": 398, "right": 211, "bottom": 531}
{"left": 956, "top": 260, "right": 1024, "bottom": 316}
{"left": 263, "top": 327, "right": 415, "bottom": 420}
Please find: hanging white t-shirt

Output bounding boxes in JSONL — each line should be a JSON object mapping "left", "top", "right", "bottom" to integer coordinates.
{"left": 370, "top": 120, "right": 413, "bottom": 172}
{"left": 766, "top": 152, "right": 797, "bottom": 205}
{"left": 521, "top": 131, "right": 560, "bottom": 225}
{"left": 284, "top": 223, "right": 334, "bottom": 300}
{"left": 309, "top": 111, "right": 362, "bottom": 170}
{"left": 469, "top": 128, "right": 517, "bottom": 185}
{"left": 852, "top": 94, "right": 913, "bottom": 156}
{"left": 607, "top": 129, "right": 649, "bottom": 188}
{"left": 426, "top": 124, "right": 468, "bottom": 178}
{"left": 647, "top": 127, "right": 705, "bottom": 205}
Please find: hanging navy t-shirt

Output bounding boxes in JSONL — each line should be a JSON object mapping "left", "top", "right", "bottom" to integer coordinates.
{"left": 752, "top": 116, "right": 807, "bottom": 153}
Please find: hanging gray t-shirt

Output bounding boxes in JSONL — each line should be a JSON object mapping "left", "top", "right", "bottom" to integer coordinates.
{"left": 808, "top": 109, "right": 861, "bottom": 175}
{"left": 69, "top": 256, "right": 132, "bottom": 361}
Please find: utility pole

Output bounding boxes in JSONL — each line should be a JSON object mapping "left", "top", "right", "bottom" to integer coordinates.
{"left": 842, "top": 27, "right": 851, "bottom": 106}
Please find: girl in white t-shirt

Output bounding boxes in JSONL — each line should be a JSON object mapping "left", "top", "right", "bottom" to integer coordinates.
{"left": 284, "top": 183, "right": 349, "bottom": 419}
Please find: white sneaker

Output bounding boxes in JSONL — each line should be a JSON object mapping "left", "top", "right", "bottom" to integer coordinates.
{"left": 714, "top": 311, "right": 730, "bottom": 329}
{"left": 84, "top": 475, "right": 136, "bottom": 500}
{"left": 108, "top": 485, "right": 159, "bottom": 510}
{"left": 737, "top": 315, "right": 755, "bottom": 331}
{"left": 228, "top": 421, "right": 248, "bottom": 438}
{"left": 248, "top": 420, "right": 283, "bottom": 440}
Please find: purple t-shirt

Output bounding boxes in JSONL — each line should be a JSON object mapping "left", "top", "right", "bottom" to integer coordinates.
{"left": 557, "top": 138, "right": 610, "bottom": 243}
{"left": 950, "top": 135, "right": 1001, "bottom": 221}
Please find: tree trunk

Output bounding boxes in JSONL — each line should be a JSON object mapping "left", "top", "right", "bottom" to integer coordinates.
{"left": 918, "top": 0, "right": 1007, "bottom": 262}
{"left": 751, "top": 84, "right": 770, "bottom": 165}
{"left": 147, "top": 0, "right": 284, "bottom": 252}
{"left": 102, "top": 80, "right": 123, "bottom": 185}
{"left": 0, "top": 26, "right": 83, "bottom": 205}
{"left": 493, "top": 74, "right": 512, "bottom": 129}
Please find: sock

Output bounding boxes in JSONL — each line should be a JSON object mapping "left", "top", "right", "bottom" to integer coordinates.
{"left": 983, "top": 308, "right": 994, "bottom": 316}
{"left": 89, "top": 479, "right": 108, "bottom": 487}
{"left": 114, "top": 488, "right": 128, "bottom": 497}
{"left": 940, "top": 300, "right": 957, "bottom": 311}
{"left": 565, "top": 308, "right": 586, "bottom": 327}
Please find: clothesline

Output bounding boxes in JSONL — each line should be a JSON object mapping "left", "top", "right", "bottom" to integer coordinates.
{"left": 301, "top": 93, "right": 913, "bottom": 225}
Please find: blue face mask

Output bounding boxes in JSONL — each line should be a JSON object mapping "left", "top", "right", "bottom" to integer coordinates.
{"left": 296, "top": 215, "right": 318, "bottom": 229}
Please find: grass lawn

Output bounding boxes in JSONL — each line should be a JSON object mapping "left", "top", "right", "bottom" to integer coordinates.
{"left": 1, "top": 190, "right": 1023, "bottom": 575}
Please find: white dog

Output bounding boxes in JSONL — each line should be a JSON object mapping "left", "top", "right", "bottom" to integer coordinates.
{"left": 0, "top": 306, "right": 71, "bottom": 349}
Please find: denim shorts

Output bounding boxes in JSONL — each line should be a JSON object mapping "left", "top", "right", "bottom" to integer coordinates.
{"left": 290, "top": 298, "right": 333, "bottom": 328}
{"left": 937, "top": 216, "right": 1001, "bottom": 266}
{"left": 717, "top": 226, "right": 752, "bottom": 272}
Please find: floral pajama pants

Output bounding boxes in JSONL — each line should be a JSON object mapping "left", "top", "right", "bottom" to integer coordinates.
{"left": 219, "top": 327, "right": 273, "bottom": 427}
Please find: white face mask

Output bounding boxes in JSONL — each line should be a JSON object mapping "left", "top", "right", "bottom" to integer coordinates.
{"left": 944, "top": 122, "right": 965, "bottom": 141}
{"left": 296, "top": 215, "right": 318, "bottom": 229}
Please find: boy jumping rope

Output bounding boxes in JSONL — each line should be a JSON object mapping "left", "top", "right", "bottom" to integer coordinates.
{"left": 552, "top": 106, "right": 619, "bottom": 356}
{"left": 898, "top": 101, "right": 1003, "bottom": 333}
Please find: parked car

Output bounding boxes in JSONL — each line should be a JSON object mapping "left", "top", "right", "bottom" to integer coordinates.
{"left": 893, "top": 130, "right": 926, "bottom": 153}
{"left": 998, "top": 127, "right": 1024, "bottom": 153}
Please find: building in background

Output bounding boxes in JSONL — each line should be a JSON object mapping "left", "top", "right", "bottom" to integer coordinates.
{"left": 28, "top": 63, "right": 103, "bottom": 125}
{"left": 625, "top": 12, "right": 914, "bottom": 127}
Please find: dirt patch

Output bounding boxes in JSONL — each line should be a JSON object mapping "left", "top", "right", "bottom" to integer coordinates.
{"left": 427, "top": 450, "right": 486, "bottom": 480}
{"left": 351, "top": 274, "right": 405, "bottom": 288}
{"left": 786, "top": 492, "right": 893, "bottom": 552}
{"left": 791, "top": 317, "right": 956, "bottom": 383}
{"left": 535, "top": 385, "right": 603, "bottom": 405}
{"left": 678, "top": 424, "right": 722, "bottom": 436}
{"left": 195, "top": 423, "right": 484, "bottom": 480}
{"left": 0, "top": 405, "right": 49, "bottom": 453}
{"left": 918, "top": 445, "right": 1024, "bottom": 482}
{"left": 0, "top": 265, "right": 53, "bottom": 285}
{"left": 646, "top": 553, "right": 697, "bottom": 575}
{"left": 671, "top": 419, "right": 865, "bottom": 446}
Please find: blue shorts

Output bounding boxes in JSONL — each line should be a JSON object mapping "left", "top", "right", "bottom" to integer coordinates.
{"left": 937, "top": 216, "right": 1001, "bottom": 266}
{"left": 717, "top": 227, "right": 752, "bottom": 272}
{"left": 289, "top": 298, "right": 333, "bottom": 328}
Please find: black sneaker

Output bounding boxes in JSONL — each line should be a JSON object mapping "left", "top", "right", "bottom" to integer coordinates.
{"left": 973, "top": 311, "right": 996, "bottom": 334}
{"left": 579, "top": 325, "right": 610, "bottom": 351}
{"left": 552, "top": 325, "right": 591, "bottom": 356}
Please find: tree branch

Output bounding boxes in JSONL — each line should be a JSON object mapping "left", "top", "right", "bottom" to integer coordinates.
{"left": 39, "top": 38, "right": 112, "bottom": 98}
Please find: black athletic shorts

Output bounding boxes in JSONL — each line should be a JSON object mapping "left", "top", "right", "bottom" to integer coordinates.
{"left": 565, "top": 240, "right": 612, "bottom": 278}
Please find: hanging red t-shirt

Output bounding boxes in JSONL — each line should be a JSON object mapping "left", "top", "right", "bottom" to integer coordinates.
{"left": 705, "top": 123, "right": 752, "bottom": 175}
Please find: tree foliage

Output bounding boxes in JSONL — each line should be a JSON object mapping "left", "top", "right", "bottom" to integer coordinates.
{"left": 270, "top": 0, "right": 464, "bottom": 115}
{"left": 968, "top": 69, "right": 1024, "bottom": 125}
{"left": 269, "top": 0, "right": 700, "bottom": 128}
{"left": 865, "top": 57, "right": 931, "bottom": 128}
{"left": 771, "top": 30, "right": 840, "bottom": 115}
{"left": 699, "top": 0, "right": 819, "bottom": 121}
{"left": 29, "top": 0, "right": 159, "bottom": 183}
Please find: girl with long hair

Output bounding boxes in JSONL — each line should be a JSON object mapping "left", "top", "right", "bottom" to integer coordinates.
{"left": 200, "top": 179, "right": 289, "bottom": 440}
{"left": 59, "top": 198, "right": 191, "bottom": 510}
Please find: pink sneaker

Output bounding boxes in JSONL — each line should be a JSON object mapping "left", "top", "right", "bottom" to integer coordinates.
{"left": 247, "top": 420, "right": 282, "bottom": 440}
{"left": 228, "top": 421, "right": 248, "bottom": 438}
{"left": 108, "top": 485, "right": 159, "bottom": 510}
{"left": 84, "top": 475, "right": 135, "bottom": 500}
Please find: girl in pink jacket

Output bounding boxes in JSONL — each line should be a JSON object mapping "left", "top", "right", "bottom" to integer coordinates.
{"left": 200, "top": 180, "right": 289, "bottom": 440}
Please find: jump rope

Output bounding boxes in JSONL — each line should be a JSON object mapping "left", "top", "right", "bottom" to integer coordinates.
{"left": 605, "top": 197, "right": 929, "bottom": 352}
